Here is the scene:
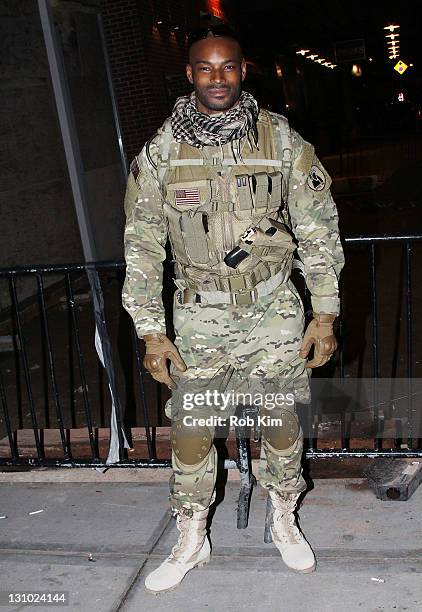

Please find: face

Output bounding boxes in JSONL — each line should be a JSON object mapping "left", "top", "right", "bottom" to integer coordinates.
{"left": 186, "top": 36, "right": 246, "bottom": 115}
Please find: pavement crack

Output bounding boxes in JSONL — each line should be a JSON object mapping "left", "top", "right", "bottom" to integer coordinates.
{"left": 112, "top": 508, "right": 174, "bottom": 611}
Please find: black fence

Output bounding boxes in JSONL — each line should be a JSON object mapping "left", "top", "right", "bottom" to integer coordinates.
{"left": 0, "top": 234, "right": 421, "bottom": 467}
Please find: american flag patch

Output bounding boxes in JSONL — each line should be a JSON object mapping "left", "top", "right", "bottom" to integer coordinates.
{"left": 175, "top": 188, "right": 200, "bottom": 206}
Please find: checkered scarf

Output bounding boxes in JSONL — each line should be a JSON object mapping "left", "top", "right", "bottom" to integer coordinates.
{"left": 171, "top": 90, "right": 259, "bottom": 151}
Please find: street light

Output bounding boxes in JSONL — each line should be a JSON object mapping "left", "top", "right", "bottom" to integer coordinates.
{"left": 351, "top": 64, "right": 363, "bottom": 77}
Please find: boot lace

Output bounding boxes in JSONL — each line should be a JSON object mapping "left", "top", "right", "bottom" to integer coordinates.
{"left": 271, "top": 494, "right": 304, "bottom": 546}
{"left": 168, "top": 513, "right": 206, "bottom": 564}
{"left": 273, "top": 508, "right": 303, "bottom": 545}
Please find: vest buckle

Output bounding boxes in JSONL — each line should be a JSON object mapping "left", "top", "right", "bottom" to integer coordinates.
{"left": 231, "top": 289, "right": 257, "bottom": 306}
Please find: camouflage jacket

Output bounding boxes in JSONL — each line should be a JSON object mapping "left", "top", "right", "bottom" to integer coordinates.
{"left": 122, "top": 110, "right": 344, "bottom": 338}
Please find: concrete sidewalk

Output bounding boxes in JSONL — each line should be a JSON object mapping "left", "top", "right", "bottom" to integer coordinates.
{"left": 0, "top": 475, "right": 421, "bottom": 612}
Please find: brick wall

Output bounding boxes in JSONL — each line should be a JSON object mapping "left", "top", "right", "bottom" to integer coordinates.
{"left": 101, "top": 0, "right": 198, "bottom": 163}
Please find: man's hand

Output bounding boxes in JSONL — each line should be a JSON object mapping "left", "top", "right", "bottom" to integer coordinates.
{"left": 299, "top": 313, "right": 337, "bottom": 368}
{"left": 142, "top": 333, "right": 187, "bottom": 389}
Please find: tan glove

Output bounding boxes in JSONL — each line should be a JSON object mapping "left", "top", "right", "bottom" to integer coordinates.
{"left": 299, "top": 313, "right": 337, "bottom": 368}
{"left": 142, "top": 333, "right": 187, "bottom": 390}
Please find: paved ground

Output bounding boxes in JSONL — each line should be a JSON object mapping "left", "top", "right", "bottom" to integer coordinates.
{"left": 0, "top": 475, "right": 421, "bottom": 611}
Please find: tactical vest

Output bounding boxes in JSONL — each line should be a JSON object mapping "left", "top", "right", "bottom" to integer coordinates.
{"left": 150, "top": 110, "right": 297, "bottom": 304}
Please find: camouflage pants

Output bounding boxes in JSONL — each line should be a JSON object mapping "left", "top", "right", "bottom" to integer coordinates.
{"left": 165, "top": 280, "right": 310, "bottom": 513}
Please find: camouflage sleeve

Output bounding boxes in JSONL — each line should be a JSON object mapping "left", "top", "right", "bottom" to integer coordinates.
{"left": 287, "top": 129, "right": 345, "bottom": 315}
{"left": 121, "top": 140, "right": 167, "bottom": 337}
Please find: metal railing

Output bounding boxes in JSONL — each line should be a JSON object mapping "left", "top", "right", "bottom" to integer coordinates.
{"left": 0, "top": 234, "right": 421, "bottom": 467}
{"left": 308, "top": 234, "right": 422, "bottom": 457}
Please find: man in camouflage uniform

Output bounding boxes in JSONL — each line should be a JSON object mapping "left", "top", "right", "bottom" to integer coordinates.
{"left": 122, "top": 26, "right": 344, "bottom": 593}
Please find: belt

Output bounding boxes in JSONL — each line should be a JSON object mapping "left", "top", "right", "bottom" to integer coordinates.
{"left": 179, "top": 267, "right": 290, "bottom": 306}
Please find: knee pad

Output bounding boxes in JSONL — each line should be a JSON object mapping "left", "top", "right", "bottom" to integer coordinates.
{"left": 171, "top": 419, "right": 213, "bottom": 466}
{"left": 261, "top": 408, "right": 301, "bottom": 454}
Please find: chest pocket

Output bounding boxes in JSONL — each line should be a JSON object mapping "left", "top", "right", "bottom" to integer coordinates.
{"left": 164, "top": 179, "right": 217, "bottom": 266}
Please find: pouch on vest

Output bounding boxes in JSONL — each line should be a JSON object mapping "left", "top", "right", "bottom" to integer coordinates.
{"left": 268, "top": 171, "right": 284, "bottom": 211}
{"left": 250, "top": 219, "right": 296, "bottom": 263}
{"left": 180, "top": 211, "right": 215, "bottom": 265}
{"left": 236, "top": 174, "right": 254, "bottom": 211}
{"left": 252, "top": 172, "right": 269, "bottom": 211}
{"left": 249, "top": 171, "right": 285, "bottom": 213}
{"left": 164, "top": 179, "right": 220, "bottom": 267}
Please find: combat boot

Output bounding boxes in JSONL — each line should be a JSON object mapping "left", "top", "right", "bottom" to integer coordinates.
{"left": 144, "top": 506, "right": 210, "bottom": 594}
{"left": 269, "top": 490, "right": 316, "bottom": 573}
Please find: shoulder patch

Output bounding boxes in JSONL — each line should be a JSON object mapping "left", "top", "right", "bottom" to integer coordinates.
{"left": 307, "top": 164, "right": 326, "bottom": 191}
{"left": 130, "top": 157, "right": 140, "bottom": 182}
{"left": 306, "top": 156, "right": 331, "bottom": 198}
